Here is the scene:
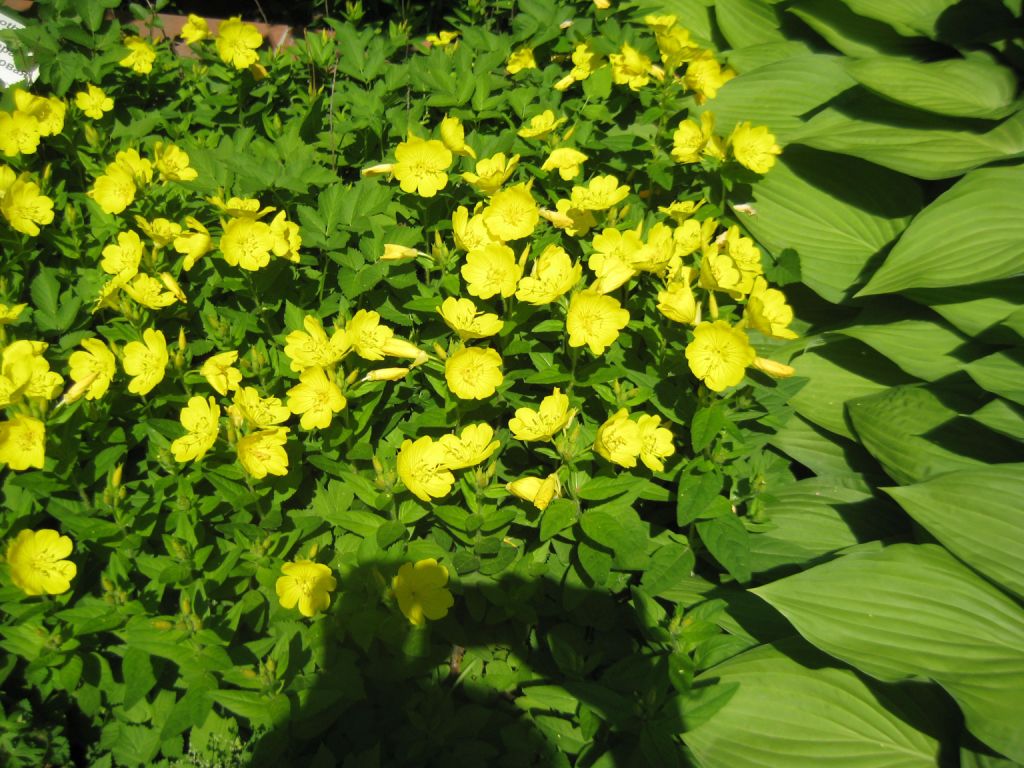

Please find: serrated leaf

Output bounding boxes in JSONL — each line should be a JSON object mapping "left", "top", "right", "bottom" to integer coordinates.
{"left": 754, "top": 544, "right": 1024, "bottom": 761}
{"left": 885, "top": 465, "right": 1024, "bottom": 598}
{"left": 686, "top": 640, "right": 945, "bottom": 767}
{"left": 742, "top": 146, "right": 921, "bottom": 303}
{"left": 861, "top": 165, "right": 1024, "bottom": 295}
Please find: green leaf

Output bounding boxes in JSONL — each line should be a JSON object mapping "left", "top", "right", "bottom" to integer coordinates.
{"left": 695, "top": 55, "right": 856, "bottom": 143}
{"left": 640, "top": 540, "right": 696, "bottom": 597}
{"left": 30, "top": 267, "right": 60, "bottom": 319}
{"left": 860, "top": 165, "right": 1024, "bottom": 295}
{"left": 690, "top": 403, "right": 726, "bottom": 452}
{"left": 686, "top": 640, "right": 945, "bottom": 767}
{"left": 964, "top": 350, "right": 1024, "bottom": 405}
{"left": 787, "top": 0, "right": 934, "bottom": 58}
{"left": 677, "top": 471, "right": 724, "bottom": 526}
{"left": 754, "top": 544, "right": 1024, "bottom": 761}
{"left": 836, "top": 317, "right": 968, "bottom": 381}
{"left": 540, "top": 499, "right": 578, "bottom": 541}
{"left": 907, "top": 278, "right": 1024, "bottom": 337}
{"left": 696, "top": 513, "right": 751, "bottom": 583}
{"left": 970, "top": 398, "right": 1024, "bottom": 441}
{"left": 375, "top": 520, "right": 407, "bottom": 549}
{"left": 122, "top": 648, "right": 156, "bottom": 710}
{"left": 885, "top": 465, "right": 1024, "bottom": 599}
{"left": 714, "top": 0, "right": 787, "bottom": 49}
{"left": 768, "top": 414, "right": 878, "bottom": 489}
{"left": 742, "top": 146, "right": 921, "bottom": 303}
{"left": 846, "top": 55, "right": 1020, "bottom": 119}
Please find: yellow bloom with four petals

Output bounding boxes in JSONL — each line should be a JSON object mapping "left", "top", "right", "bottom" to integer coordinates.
{"left": 391, "top": 559, "right": 454, "bottom": 625}
{"left": 237, "top": 427, "right": 290, "bottom": 479}
{"left": 171, "top": 395, "right": 221, "bottom": 463}
{"left": 397, "top": 436, "right": 455, "bottom": 502}
{"left": 119, "top": 36, "right": 157, "bottom": 74}
{"left": 506, "top": 47, "right": 537, "bottom": 75}
{"left": 516, "top": 244, "right": 581, "bottom": 305}
{"left": 68, "top": 338, "right": 116, "bottom": 400}
{"left": 445, "top": 347, "right": 503, "bottom": 400}
{"left": 594, "top": 408, "right": 642, "bottom": 468}
{"left": 277, "top": 560, "right": 337, "bottom": 617}
{"left": 216, "top": 17, "right": 263, "bottom": 69}
{"left": 438, "top": 297, "right": 503, "bottom": 340}
{"left": 200, "top": 350, "right": 243, "bottom": 396}
{"left": 393, "top": 135, "right": 452, "bottom": 198}
{"left": 74, "top": 85, "right": 114, "bottom": 119}
{"left": 122, "top": 328, "right": 168, "bottom": 395}
{"left": 685, "top": 320, "right": 755, "bottom": 392}
{"left": 566, "top": 290, "right": 630, "bottom": 355}
{"left": 461, "top": 243, "right": 524, "bottom": 300}
{"left": 287, "top": 366, "right": 347, "bottom": 429}
{"left": 5, "top": 529, "right": 75, "bottom": 595}
{"left": 437, "top": 423, "right": 499, "bottom": 470}
{"left": 0, "top": 414, "right": 46, "bottom": 471}
{"left": 517, "top": 110, "right": 567, "bottom": 140}
{"left": 509, "top": 388, "right": 574, "bottom": 442}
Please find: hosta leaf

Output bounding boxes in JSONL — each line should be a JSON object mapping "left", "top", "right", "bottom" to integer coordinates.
{"left": 906, "top": 278, "right": 1024, "bottom": 337}
{"left": 970, "top": 398, "right": 1024, "bottom": 441}
{"left": 695, "top": 55, "right": 856, "bottom": 143}
{"left": 796, "top": 92, "right": 1024, "bottom": 180}
{"left": 846, "top": 54, "right": 1020, "bottom": 119}
{"left": 964, "top": 350, "right": 1024, "bottom": 405}
{"left": 787, "top": 0, "right": 935, "bottom": 58}
{"left": 768, "top": 413, "right": 879, "bottom": 489}
{"left": 860, "top": 165, "right": 1024, "bottom": 295}
{"left": 836, "top": 317, "right": 968, "bottom": 381}
{"left": 847, "top": 385, "right": 1014, "bottom": 485}
{"left": 742, "top": 146, "right": 921, "bottom": 303}
{"left": 838, "top": 0, "right": 960, "bottom": 37}
{"left": 885, "top": 465, "right": 1024, "bottom": 598}
{"left": 685, "top": 640, "right": 946, "bottom": 768}
{"left": 714, "top": 0, "right": 787, "bottom": 49}
{"left": 753, "top": 544, "right": 1024, "bottom": 761}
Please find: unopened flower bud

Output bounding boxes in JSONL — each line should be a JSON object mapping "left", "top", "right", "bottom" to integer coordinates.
{"left": 431, "top": 342, "right": 447, "bottom": 361}
{"left": 363, "top": 367, "right": 410, "bottom": 382}
{"left": 161, "top": 272, "right": 187, "bottom": 303}
{"left": 382, "top": 338, "right": 422, "bottom": 359}
{"left": 361, "top": 163, "right": 394, "bottom": 177}
{"left": 111, "top": 464, "right": 123, "bottom": 489}
{"left": 56, "top": 372, "right": 97, "bottom": 408}
{"left": 752, "top": 357, "right": 796, "bottom": 378}
{"left": 381, "top": 243, "right": 422, "bottom": 261}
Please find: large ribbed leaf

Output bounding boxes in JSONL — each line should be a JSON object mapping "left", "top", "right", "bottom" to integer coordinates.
{"left": 795, "top": 93, "right": 1024, "bottom": 179}
{"left": 685, "top": 641, "right": 945, "bottom": 768}
{"left": 847, "top": 386, "right": 998, "bottom": 484}
{"left": 768, "top": 414, "right": 880, "bottom": 489}
{"left": 791, "top": 338, "right": 914, "bottom": 439}
{"left": 787, "top": 0, "right": 934, "bottom": 58}
{"left": 846, "top": 55, "right": 1020, "bottom": 119}
{"left": 885, "top": 466, "right": 1024, "bottom": 598}
{"left": 965, "top": 350, "right": 1024, "bottom": 405}
{"left": 741, "top": 146, "right": 921, "bottom": 303}
{"left": 836, "top": 318, "right": 968, "bottom": 381}
{"left": 907, "top": 279, "right": 1024, "bottom": 337}
{"left": 754, "top": 544, "right": 1024, "bottom": 761}
{"left": 970, "top": 399, "right": 1024, "bottom": 441}
{"left": 860, "top": 165, "right": 1024, "bottom": 295}
{"left": 715, "top": 0, "right": 787, "bottom": 49}
{"left": 839, "top": 0, "right": 960, "bottom": 37}
{"left": 695, "top": 55, "right": 856, "bottom": 143}
{"left": 749, "top": 479, "right": 898, "bottom": 573}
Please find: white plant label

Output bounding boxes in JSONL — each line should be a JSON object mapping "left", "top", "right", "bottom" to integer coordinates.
{"left": 0, "top": 11, "right": 39, "bottom": 87}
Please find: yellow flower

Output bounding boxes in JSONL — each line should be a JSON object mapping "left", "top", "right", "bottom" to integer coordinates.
{"left": 0, "top": 174, "right": 54, "bottom": 236}
{"left": 346, "top": 310, "right": 394, "bottom": 361}
{"left": 111, "top": 148, "right": 153, "bottom": 185}
{"left": 437, "top": 423, "right": 500, "bottom": 470}
{"left": 180, "top": 13, "right": 210, "bottom": 45}
{"left": 120, "top": 36, "right": 157, "bottom": 74}
{"left": 276, "top": 560, "right": 336, "bottom": 617}
{"left": 363, "top": 367, "right": 411, "bottom": 382}
{"left": 729, "top": 122, "right": 781, "bottom": 174}
{"left": 675, "top": 217, "right": 717, "bottom": 258}
{"left": 610, "top": 44, "right": 654, "bottom": 90}
{"left": 122, "top": 328, "right": 168, "bottom": 395}
{"left": 154, "top": 142, "right": 198, "bottom": 183}
{"left": 216, "top": 17, "right": 263, "bottom": 69}
{"left": 684, "top": 52, "right": 735, "bottom": 103}
{"left": 686, "top": 320, "right": 756, "bottom": 392}
{"left": 569, "top": 175, "right": 630, "bottom": 211}
{"left": 659, "top": 199, "right": 704, "bottom": 223}
{"left": 445, "top": 347, "right": 503, "bottom": 400}
{"left": 439, "top": 115, "right": 475, "bottom": 158}
{"left": 517, "top": 110, "right": 567, "bottom": 140}
{"left": 506, "top": 47, "right": 537, "bottom": 74}
{"left": 220, "top": 217, "right": 274, "bottom": 271}
{"left": 483, "top": 183, "right": 538, "bottom": 241}
{"left": 0, "top": 111, "right": 41, "bottom": 157}
{"left": 566, "top": 290, "right": 630, "bottom": 355}
{"left": 515, "top": 244, "right": 581, "bottom": 305}
{"left": 230, "top": 386, "right": 290, "bottom": 428}
{"left": 451, "top": 205, "right": 498, "bottom": 251}
{"left": 100, "top": 230, "right": 143, "bottom": 280}
{"left": 209, "top": 195, "right": 275, "bottom": 219}
{"left": 425, "top": 30, "right": 459, "bottom": 48}
{"left": 123, "top": 273, "right": 179, "bottom": 310}
{"left": 391, "top": 559, "right": 454, "bottom": 625}
{"left": 671, "top": 114, "right": 714, "bottom": 164}
{"left": 508, "top": 387, "right": 574, "bottom": 442}
{"left": 438, "top": 297, "right": 503, "bottom": 340}
{"left": 0, "top": 414, "right": 46, "bottom": 471}
{"left": 68, "top": 338, "right": 116, "bottom": 400}
{"left": 462, "top": 153, "right": 519, "bottom": 196}
{"left": 171, "top": 395, "right": 221, "bottom": 462}
{"left": 506, "top": 474, "right": 560, "bottom": 511}
{"left": 657, "top": 279, "right": 699, "bottom": 325}
{"left": 629, "top": 222, "right": 675, "bottom": 274}
{"left": 541, "top": 148, "right": 587, "bottom": 180}
{"left": 174, "top": 216, "right": 213, "bottom": 270}
{"left": 397, "top": 436, "right": 455, "bottom": 502}
{"left": 588, "top": 227, "right": 641, "bottom": 293}
{"left": 74, "top": 85, "right": 114, "bottom": 119}
{"left": 237, "top": 427, "right": 290, "bottom": 479}
{"left": 269, "top": 211, "right": 301, "bottom": 262}
{"left": 461, "top": 243, "right": 524, "bottom": 299}
{"left": 699, "top": 247, "right": 755, "bottom": 298}
{"left": 724, "top": 225, "right": 763, "bottom": 276}
{"left": 1, "top": 340, "right": 61, "bottom": 403}
{"left": 284, "top": 315, "right": 348, "bottom": 372}
{"left": 88, "top": 165, "right": 136, "bottom": 215}
{"left": 556, "top": 41, "right": 603, "bottom": 91}
{"left": 637, "top": 414, "right": 674, "bottom": 471}
{"left": 287, "top": 366, "right": 347, "bottom": 430}
{"left": 4, "top": 529, "right": 75, "bottom": 595}
{"left": 200, "top": 351, "right": 243, "bottom": 395}
{"left": 594, "top": 409, "right": 642, "bottom": 468}
{"left": 393, "top": 135, "right": 452, "bottom": 198}
{"left": 0, "top": 302, "right": 26, "bottom": 325}
{"left": 745, "top": 276, "right": 797, "bottom": 339}
{"left": 546, "top": 200, "right": 597, "bottom": 237}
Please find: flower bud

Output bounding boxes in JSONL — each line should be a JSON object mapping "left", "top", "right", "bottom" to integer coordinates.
{"left": 381, "top": 243, "right": 422, "bottom": 261}
{"left": 161, "top": 272, "right": 187, "bottom": 303}
{"left": 752, "top": 357, "right": 796, "bottom": 378}
{"left": 56, "top": 372, "right": 98, "bottom": 408}
{"left": 361, "top": 163, "right": 394, "bottom": 177}
{"left": 363, "top": 367, "right": 410, "bottom": 382}
{"left": 382, "top": 338, "right": 423, "bottom": 359}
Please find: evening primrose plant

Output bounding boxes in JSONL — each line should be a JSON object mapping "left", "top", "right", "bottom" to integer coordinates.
{"left": 0, "top": 1, "right": 807, "bottom": 765}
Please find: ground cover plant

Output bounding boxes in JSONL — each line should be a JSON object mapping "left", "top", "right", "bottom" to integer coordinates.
{"left": 0, "top": 0, "right": 1022, "bottom": 767}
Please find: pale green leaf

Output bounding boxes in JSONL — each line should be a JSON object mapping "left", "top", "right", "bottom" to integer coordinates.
{"left": 885, "top": 465, "right": 1024, "bottom": 598}
{"left": 836, "top": 318, "right": 968, "bottom": 381}
{"left": 796, "top": 93, "right": 1024, "bottom": 180}
{"left": 715, "top": 0, "right": 787, "bottom": 49}
{"left": 787, "top": 0, "right": 934, "bottom": 58}
{"left": 906, "top": 279, "right": 1024, "bottom": 337}
{"left": 846, "top": 55, "right": 1019, "bottom": 119}
{"left": 742, "top": 146, "right": 921, "bottom": 303}
{"left": 970, "top": 398, "right": 1024, "bottom": 441}
{"left": 839, "top": 0, "right": 959, "bottom": 37}
{"left": 860, "top": 165, "right": 1024, "bottom": 294}
{"left": 965, "top": 350, "right": 1024, "bottom": 405}
{"left": 768, "top": 413, "right": 878, "bottom": 489}
{"left": 686, "top": 640, "right": 945, "bottom": 768}
{"left": 754, "top": 544, "right": 1024, "bottom": 761}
